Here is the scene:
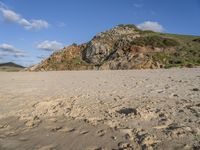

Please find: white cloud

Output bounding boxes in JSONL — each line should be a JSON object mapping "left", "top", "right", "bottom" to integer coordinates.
{"left": 57, "top": 22, "right": 66, "bottom": 27}
{"left": 37, "top": 41, "right": 63, "bottom": 51}
{"left": 0, "top": 2, "right": 49, "bottom": 31}
{"left": 133, "top": 3, "right": 143, "bottom": 8}
{"left": 0, "top": 43, "right": 19, "bottom": 52}
{"left": 0, "top": 51, "right": 8, "bottom": 57}
{"left": 23, "top": 19, "right": 49, "bottom": 31}
{"left": 1, "top": 9, "right": 20, "bottom": 22}
{"left": 0, "top": 43, "right": 27, "bottom": 57}
{"left": 14, "top": 53, "right": 27, "bottom": 58}
{"left": 137, "top": 21, "right": 165, "bottom": 32}
{"left": 19, "top": 18, "right": 31, "bottom": 26}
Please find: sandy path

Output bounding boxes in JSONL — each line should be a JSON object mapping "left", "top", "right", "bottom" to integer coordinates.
{"left": 0, "top": 68, "right": 200, "bottom": 150}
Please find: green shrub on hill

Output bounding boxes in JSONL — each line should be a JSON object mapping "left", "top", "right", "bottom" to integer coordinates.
{"left": 132, "top": 36, "right": 180, "bottom": 48}
{"left": 117, "top": 24, "right": 138, "bottom": 29}
{"left": 193, "top": 38, "right": 200, "bottom": 43}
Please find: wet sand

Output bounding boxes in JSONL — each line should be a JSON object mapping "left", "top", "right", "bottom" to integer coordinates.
{"left": 0, "top": 68, "right": 200, "bottom": 150}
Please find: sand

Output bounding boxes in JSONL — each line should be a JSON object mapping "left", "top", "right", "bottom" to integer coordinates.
{"left": 0, "top": 68, "right": 200, "bottom": 150}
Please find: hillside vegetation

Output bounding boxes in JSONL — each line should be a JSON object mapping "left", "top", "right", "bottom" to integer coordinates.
{"left": 29, "top": 24, "right": 200, "bottom": 71}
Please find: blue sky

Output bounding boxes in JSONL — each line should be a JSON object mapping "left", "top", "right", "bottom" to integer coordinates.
{"left": 0, "top": 0, "right": 200, "bottom": 66}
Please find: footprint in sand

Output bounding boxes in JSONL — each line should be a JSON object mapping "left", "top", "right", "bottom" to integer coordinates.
{"left": 119, "top": 128, "right": 134, "bottom": 140}
{"left": 117, "top": 107, "right": 137, "bottom": 116}
{"left": 164, "top": 123, "right": 193, "bottom": 138}
{"left": 0, "top": 124, "right": 8, "bottom": 129}
{"left": 50, "top": 126, "right": 75, "bottom": 133}
{"left": 24, "top": 116, "right": 42, "bottom": 128}
{"left": 4, "top": 131, "right": 19, "bottom": 137}
{"left": 50, "top": 126, "right": 63, "bottom": 132}
{"left": 118, "top": 142, "right": 134, "bottom": 150}
{"left": 96, "top": 129, "right": 106, "bottom": 137}
{"left": 134, "top": 130, "right": 160, "bottom": 149}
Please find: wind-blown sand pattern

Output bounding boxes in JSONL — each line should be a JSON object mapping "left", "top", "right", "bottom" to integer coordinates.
{"left": 0, "top": 68, "right": 200, "bottom": 150}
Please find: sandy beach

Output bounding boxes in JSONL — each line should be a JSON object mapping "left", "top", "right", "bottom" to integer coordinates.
{"left": 0, "top": 68, "right": 200, "bottom": 150}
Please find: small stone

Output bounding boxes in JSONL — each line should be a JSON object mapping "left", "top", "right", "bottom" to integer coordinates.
{"left": 173, "top": 94, "right": 178, "bottom": 97}
{"left": 111, "top": 136, "right": 117, "bottom": 140}
{"left": 192, "top": 88, "right": 199, "bottom": 91}
{"left": 157, "top": 90, "right": 164, "bottom": 93}
{"left": 80, "top": 130, "right": 89, "bottom": 135}
{"left": 37, "top": 145, "right": 56, "bottom": 150}
{"left": 59, "top": 127, "right": 75, "bottom": 132}
{"left": 170, "top": 93, "right": 178, "bottom": 97}
{"left": 19, "top": 137, "right": 29, "bottom": 141}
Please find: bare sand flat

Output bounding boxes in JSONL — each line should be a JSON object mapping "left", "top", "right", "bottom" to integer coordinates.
{"left": 0, "top": 68, "right": 200, "bottom": 150}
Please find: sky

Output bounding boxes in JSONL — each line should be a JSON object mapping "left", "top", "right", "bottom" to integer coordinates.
{"left": 0, "top": 0, "right": 200, "bottom": 67}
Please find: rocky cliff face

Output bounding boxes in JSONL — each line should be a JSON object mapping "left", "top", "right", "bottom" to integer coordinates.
{"left": 29, "top": 24, "right": 200, "bottom": 71}
{"left": 30, "top": 44, "right": 94, "bottom": 71}
{"left": 82, "top": 25, "right": 140, "bottom": 65}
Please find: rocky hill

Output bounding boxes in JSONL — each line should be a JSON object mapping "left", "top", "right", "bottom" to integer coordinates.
{"left": 30, "top": 24, "right": 200, "bottom": 71}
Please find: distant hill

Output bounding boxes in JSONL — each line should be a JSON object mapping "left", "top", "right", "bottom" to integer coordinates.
{"left": 0, "top": 62, "right": 25, "bottom": 72}
{"left": 29, "top": 24, "right": 200, "bottom": 71}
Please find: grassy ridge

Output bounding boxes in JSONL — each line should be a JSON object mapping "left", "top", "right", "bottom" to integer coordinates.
{"left": 0, "top": 66, "right": 24, "bottom": 72}
{"left": 0, "top": 62, "right": 24, "bottom": 72}
{"left": 137, "top": 32, "right": 200, "bottom": 68}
